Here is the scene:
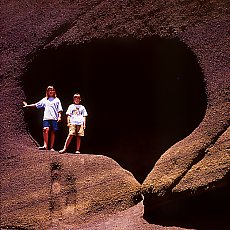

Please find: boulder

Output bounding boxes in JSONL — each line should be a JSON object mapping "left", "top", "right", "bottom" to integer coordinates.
{"left": 0, "top": 150, "right": 141, "bottom": 229}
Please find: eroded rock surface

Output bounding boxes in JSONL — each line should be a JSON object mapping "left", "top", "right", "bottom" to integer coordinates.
{"left": 1, "top": 0, "right": 229, "bottom": 229}
{"left": 142, "top": 17, "right": 230, "bottom": 217}
{"left": 1, "top": 150, "right": 141, "bottom": 228}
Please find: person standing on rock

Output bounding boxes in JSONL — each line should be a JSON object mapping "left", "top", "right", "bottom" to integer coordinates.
{"left": 23, "top": 85, "right": 63, "bottom": 151}
{"left": 59, "top": 93, "right": 88, "bottom": 154}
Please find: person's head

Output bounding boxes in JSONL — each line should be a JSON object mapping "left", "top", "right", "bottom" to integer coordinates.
{"left": 46, "top": 86, "right": 56, "bottom": 98}
{"left": 73, "top": 93, "right": 81, "bottom": 104}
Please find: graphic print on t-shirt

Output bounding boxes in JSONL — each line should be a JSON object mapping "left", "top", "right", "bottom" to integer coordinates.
{"left": 67, "top": 104, "right": 88, "bottom": 125}
{"left": 73, "top": 107, "right": 79, "bottom": 116}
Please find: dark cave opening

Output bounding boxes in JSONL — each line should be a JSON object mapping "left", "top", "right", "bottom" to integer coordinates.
{"left": 23, "top": 36, "right": 206, "bottom": 183}
{"left": 144, "top": 180, "right": 230, "bottom": 229}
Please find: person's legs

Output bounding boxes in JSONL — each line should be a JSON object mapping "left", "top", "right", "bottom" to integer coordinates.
{"left": 65, "top": 135, "right": 73, "bottom": 149}
{"left": 50, "top": 130, "right": 55, "bottom": 150}
{"left": 76, "top": 136, "right": 81, "bottom": 153}
{"left": 40, "top": 120, "right": 51, "bottom": 150}
{"left": 60, "top": 135, "right": 74, "bottom": 152}
{"left": 76, "top": 125, "right": 84, "bottom": 153}
{"left": 59, "top": 124, "right": 76, "bottom": 153}
{"left": 50, "top": 120, "right": 59, "bottom": 150}
{"left": 42, "top": 127, "right": 49, "bottom": 149}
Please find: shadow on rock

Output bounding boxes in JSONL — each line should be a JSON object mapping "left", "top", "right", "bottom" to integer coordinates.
{"left": 143, "top": 183, "right": 230, "bottom": 230}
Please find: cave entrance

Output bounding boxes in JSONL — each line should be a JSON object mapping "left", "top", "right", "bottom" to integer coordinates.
{"left": 23, "top": 36, "right": 206, "bottom": 183}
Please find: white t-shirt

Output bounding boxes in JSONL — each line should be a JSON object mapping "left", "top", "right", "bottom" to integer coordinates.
{"left": 36, "top": 97, "right": 63, "bottom": 120}
{"left": 66, "top": 104, "right": 88, "bottom": 125}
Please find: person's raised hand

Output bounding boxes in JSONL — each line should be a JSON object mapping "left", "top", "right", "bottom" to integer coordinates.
{"left": 23, "top": 101, "right": 27, "bottom": 107}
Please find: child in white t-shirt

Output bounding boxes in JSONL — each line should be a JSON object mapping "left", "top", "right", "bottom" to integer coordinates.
{"left": 59, "top": 93, "right": 88, "bottom": 154}
{"left": 23, "top": 86, "right": 63, "bottom": 151}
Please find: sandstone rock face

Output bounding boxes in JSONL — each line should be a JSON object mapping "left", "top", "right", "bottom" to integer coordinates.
{"left": 48, "top": 154, "right": 141, "bottom": 226}
{"left": 142, "top": 17, "right": 230, "bottom": 217}
{"left": 1, "top": 0, "right": 229, "bottom": 229}
{"left": 1, "top": 150, "right": 141, "bottom": 229}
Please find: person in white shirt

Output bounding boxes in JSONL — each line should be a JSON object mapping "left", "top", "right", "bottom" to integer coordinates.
{"left": 23, "top": 86, "right": 63, "bottom": 151}
{"left": 59, "top": 93, "right": 88, "bottom": 154}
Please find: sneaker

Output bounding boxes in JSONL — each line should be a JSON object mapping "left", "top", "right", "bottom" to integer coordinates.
{"left": 75, "top": 151, "right": 80, "bottom": 154}
{"left": 39, "top": 146, "right": 47, "bottom": 150}
{"left": 50, "top": 148, "right": 55, "bottom": 151}
{"left": 59, "top": 149, "right": 66, "bottom": 154}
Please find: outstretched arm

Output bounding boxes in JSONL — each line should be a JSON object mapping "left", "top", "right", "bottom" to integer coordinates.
{"left": 23, "top": 101, "right": 36, "bottom": 108}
